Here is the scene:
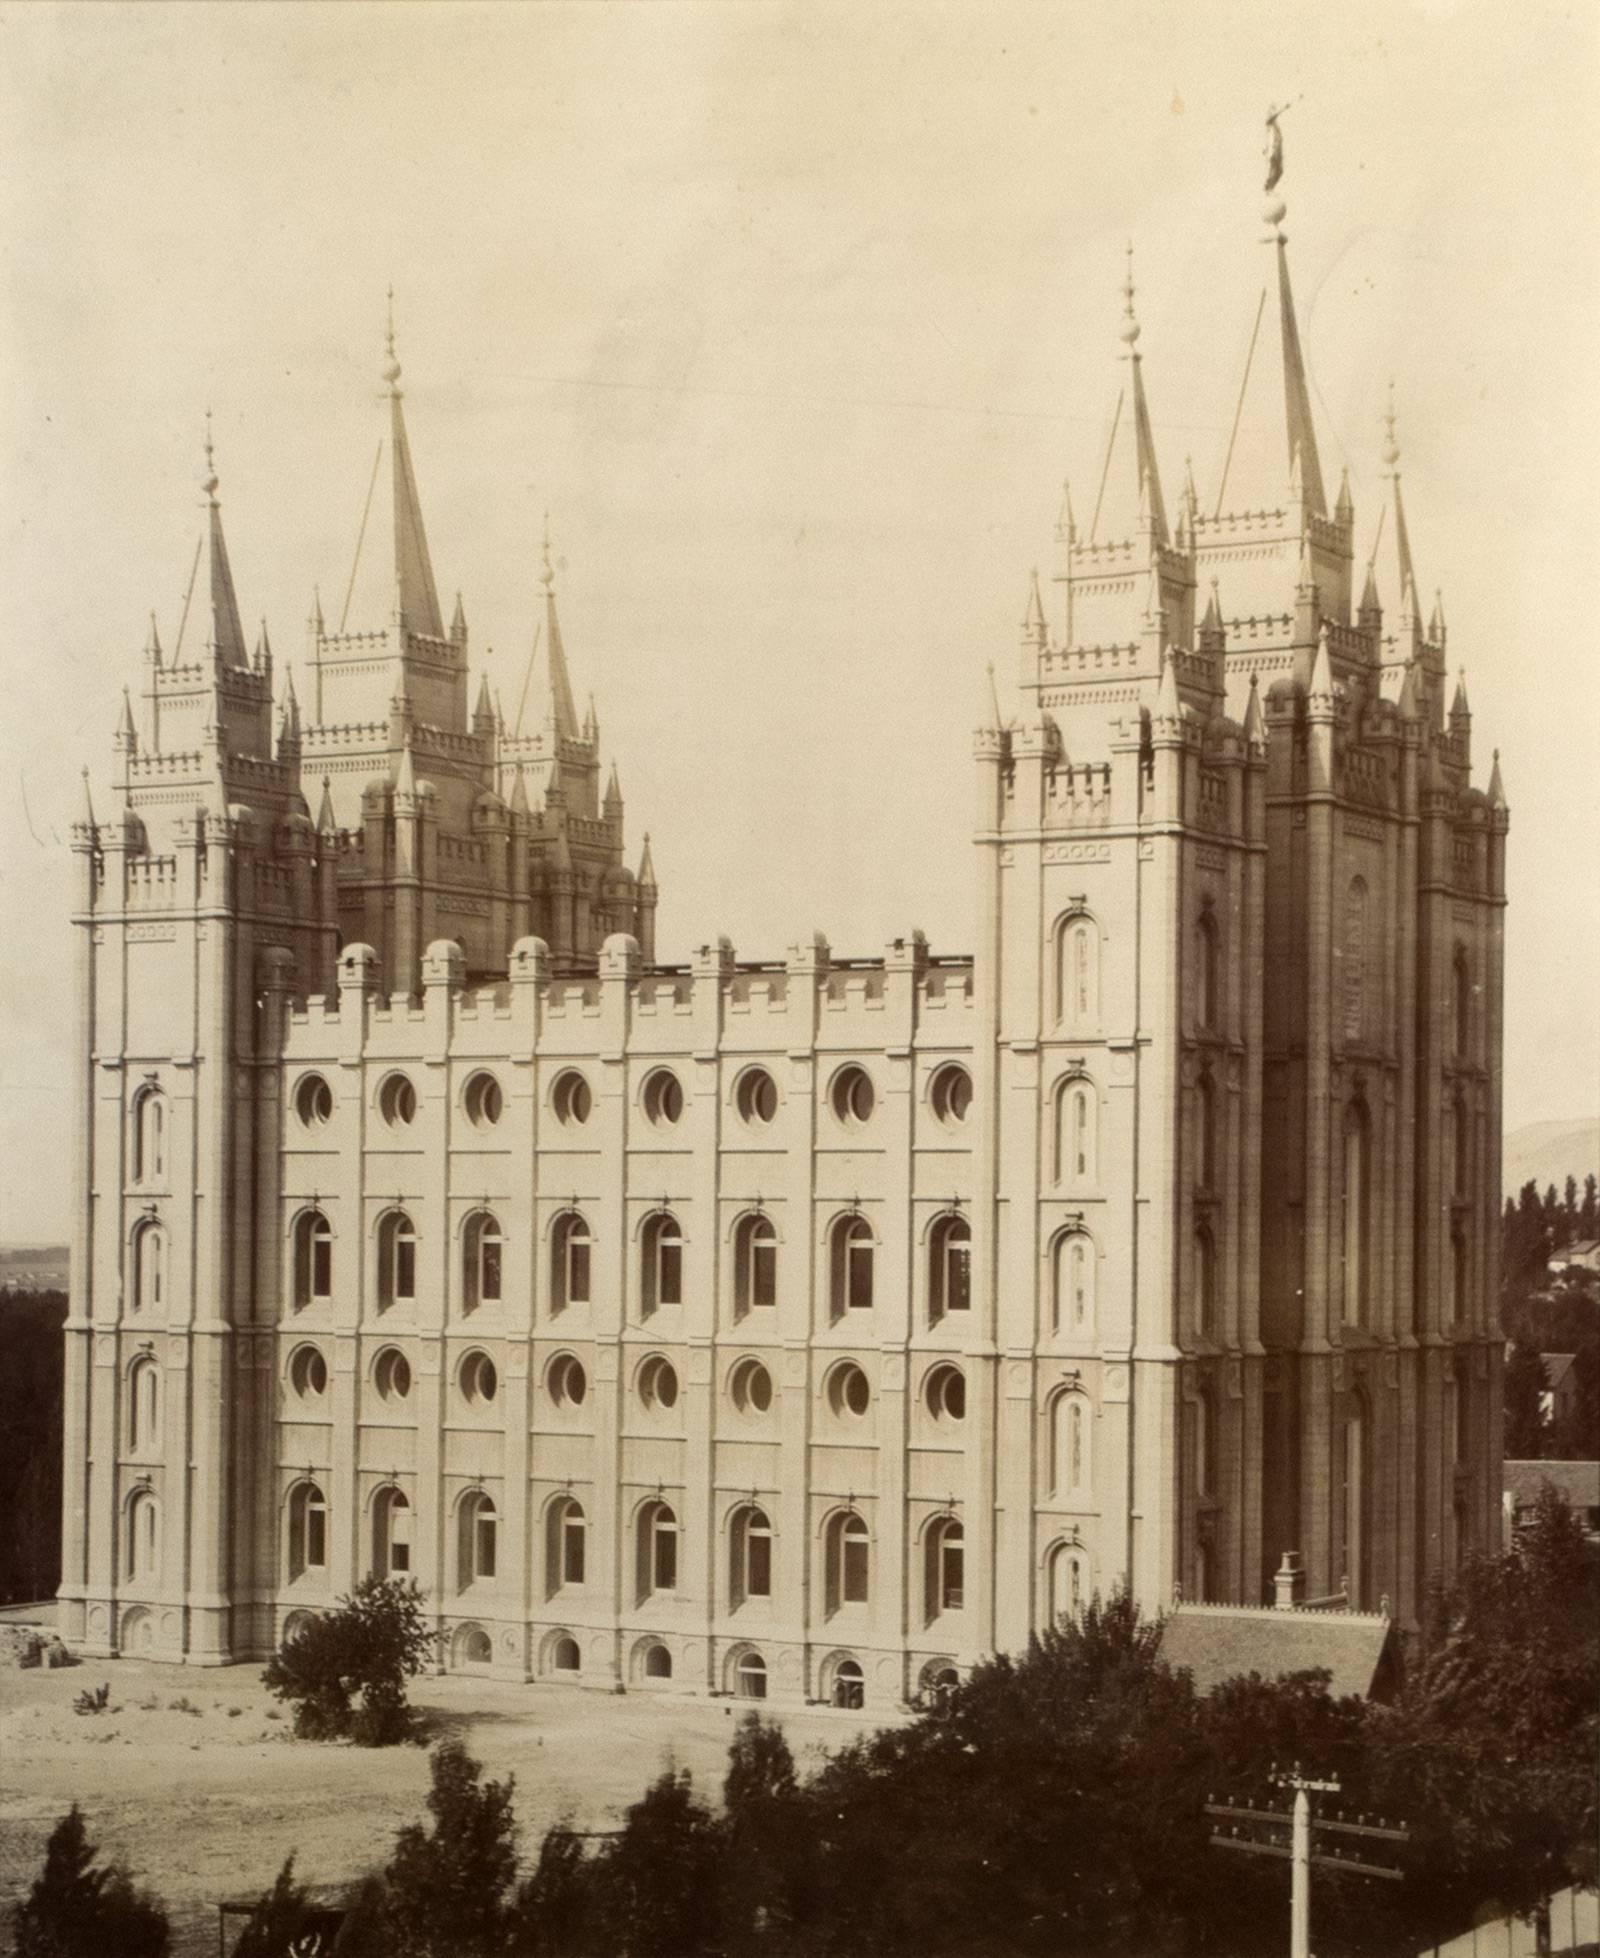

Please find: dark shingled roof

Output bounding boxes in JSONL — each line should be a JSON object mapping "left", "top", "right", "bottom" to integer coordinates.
{"left": 1504, "top": 1460, "right": 1600, "bottom": 1511}
{"left": 1158, "top": 1604, "right": 1397, "bottom": 1701}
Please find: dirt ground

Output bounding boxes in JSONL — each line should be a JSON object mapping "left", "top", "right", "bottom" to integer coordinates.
{"left": 0, "top": 1654, "right": 878, "bottom": 1956}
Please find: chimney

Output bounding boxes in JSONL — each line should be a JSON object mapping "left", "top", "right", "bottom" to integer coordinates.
{"left": 1273, "top": 1550, "right": 1306, "bottom": 1611}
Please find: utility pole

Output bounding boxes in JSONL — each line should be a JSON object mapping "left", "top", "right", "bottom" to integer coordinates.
{"left": 1207, "top": 1762, "right": 1408, "bottom": 1958}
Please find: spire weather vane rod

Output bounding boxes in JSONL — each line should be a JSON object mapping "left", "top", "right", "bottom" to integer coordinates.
{"left": 339, "top": 440, "right": 385, "bottom": 635}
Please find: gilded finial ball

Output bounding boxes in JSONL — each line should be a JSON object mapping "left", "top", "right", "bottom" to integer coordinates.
{"left": 1118, "top": 316, "right": 1141, "bottom": 347}
{"left": 1382, "top": 435, "right": 1400, "bottom": 467}
{"left": 201, "top": 463, "right": 219, "bottom": 497}
{"left": 382, "top": 352, "right": 402, "bottom": 386}
{"left": 1263, "top": 195, "right": 1287, "bottom": 226}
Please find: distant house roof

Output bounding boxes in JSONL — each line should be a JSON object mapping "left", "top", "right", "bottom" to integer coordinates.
{"left": 1542, "top": 1353, "right": 1577, "bottom": 1391}
{"left": 1550, "top": 1239, "right": 1600, "bottom": 1265}
{"left": 1157, "top": 1603, "right": 1398, "bottom": 1702}
{"left": 1504, "top": 1460, "right": 1600, "bottom": 1512}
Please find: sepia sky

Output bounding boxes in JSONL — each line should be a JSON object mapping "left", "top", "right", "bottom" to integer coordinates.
{"left": 1, "top": 0, "right": 1596, "bottom": 1240}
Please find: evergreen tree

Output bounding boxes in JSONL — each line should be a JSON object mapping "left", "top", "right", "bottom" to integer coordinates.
{"left": 11, "top": 1804, "right": 169, "bottom": 1958}
{"left": 506, "top": 1826, "right": 593, "bottom": 1958}
{"left": 720, "top": 1714, "right": 809, "bottom": 1955}
{"left": 382, "top": 1742, "right": 519, "bottom": 1958}
{"left": 1504, "top": 1341, "right": 1550, "bottom": 1459}
{"left": 591, "top": 1767, "right": 720, "bottom": 1958}
{"left": 1581, "top": 1173, "right": 1598, "bottom": 1237}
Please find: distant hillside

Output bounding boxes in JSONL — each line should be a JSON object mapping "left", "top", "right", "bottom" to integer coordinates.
{"left": 0, "top": 1245, "right": 69, "bottom": 1292}
{"left": 1503, "top": 1119, "right": 1600, "bottom": 1201}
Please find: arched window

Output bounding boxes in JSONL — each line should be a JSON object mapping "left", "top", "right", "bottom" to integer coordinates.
{"left": 1453, "top": 948, "right": 1471, "bottom": 1059}
{"left": 924, "top": 1517, "right": 964, "bottom": 1622}
{"left": 643, "top": 1642, "right": 672, "bottom": 1680}
{"left": 1050, "top": 1393, "right": 1090, "bottom": 1497}
{"left": 730, "top": 1504, "right": 772, "bottom": 1607}
{"left": 830, "top": 1215, "right": 874, "bottom": 1318}
{"left": 1341, "top": 878, "right": 1369, "bottom": 1046}
{"left": 1052, "top": 1232, "right": 1094, "bottom": 1335}
{"left": 1048, "top": 1543, "right": 1090, "bottom": 1623}
{"left": 928, "top": 1214, "right": 971, "bottom": 1321}
{"left": 1452, "top": 1094, "right": 1470, "bottom": 1200}
{"left": 463, "top": 1211, "right": 503, "bottom": 1312}
{"left": 373, "top": 1487, "right": 410, "bottom": 1578}
{"left": 1057, "top": 915, "right": 1098, "bottom": 1030}
{"left": 546, "top": 1495, "right": 586, "bottom": 1595}
{"left": 735, "top": 1650, "right": 767, "bottom": 1700}
{"left": 130, "top": 1222, "right": 164, "bottom": 1316}
{"left": 288, "top": 1481, "right": 327, "bottom": 1581}
{"left": 1193, "top": 1386, "right": 1218, "bottom": 1500}
{"left": 1195, "top": 1225, "right": 1217, "bottom": 1340}
{"left": 1452, "top": 1226, "right": 1469, "bottom": 1325}
{"left": 1055, "top": 1079, "right": 1097, "bottom": 1188}
{"left": 1341, "top": 1103, "right": 1370, "bottom": 1328}
{"left": 830, "top": 1657, "right": 865, "bottom": 1710}
{"left": 551, "top": 1211, "right": 591, "bottom": 1312}
{"left": 551, "top": 1634, "right": 581, "bottom": 1674}
{"left": 293, "top": 1209, "right": 333, "bottom": 1309}
{"left": 824, "top": 1510, "right": 870, "bottom": 1614}
{"left": 1197, "top": 1072, "right": 1217, "bottom": 1191}
{"left": 636, "top": 1500, "right": 678, "bottom": 1601}
{"left": 641, "top": 1211, "right": 683, "bottom": 1314}
{"left": 128, "top": 1357, "right": 159, "bottom": 1453}
{"left": 133, "top": 1088, "right": 166, "bottom": 1184}
{"left": 127, "top": 1491, "right": 159, "bottom": 1582}
{"left": 1343, "top": 1395, "right": 1370, "bottom": 1607}
{"left": 458, "top": 1490, "right": 497, "bottom": 1588}
{"left": 734, "top": 1213, "right": 777, "bottom": 1316}
{"left": 1195, "top": 911, "right": 1220, "bottom": 1032}
{"left": 378, "top": 1210, "right": 417, "bottom": 1311}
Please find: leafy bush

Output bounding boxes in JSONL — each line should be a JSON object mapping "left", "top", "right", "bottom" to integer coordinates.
{"left": 261, "top": 1577, "right": 436, "bottom": 1745}
{"left": 11, "top": 1803, "right": 169, "bottom": 1958}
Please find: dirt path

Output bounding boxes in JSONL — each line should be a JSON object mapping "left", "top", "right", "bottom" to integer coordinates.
{"left": 0, "top": 1657, "right": 874, "bottom": 1955}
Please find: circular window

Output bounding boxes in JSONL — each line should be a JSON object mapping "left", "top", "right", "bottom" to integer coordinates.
{"left": 379, "top": 1074, "right": 417, "bottom": 1128}
{"left": 642, "top": 1069, "right": 684, "bottom": 1127}
{"left": 552, "top": 1071, "right": 592, "bottom": 1126}
{"left": 930, "top": 1064, "right": 972, "bottom": 1127}
{"left": 925, "top": 1363, "right": 966, "bottom": 1422}
{"left": 639, "top": 1354, "right": 679, "bottom": 1411}
{"left": 460, "top": 1350, "right": 498, "bottom": 1405}
{"left": 374, "top": 1347, "right": 411, "bottom": 1402}
{"left": 549, "top": 1352, "right": 588, "bottom": 1408}
{"left": 736, "top": 1068, "right": 779, "bottom": 1126}
{"left": 289, "top": 1346, "right": 328, "bottom": 1399}
{"left": 730, "top": 1357, "right": 774, "bottom": 1415}
{"left": 464, "top": 1073, "right": 503, "bottom": 1128}
{"left": 295, "top": 1074, "right": 334, "bottom": 1127}
{"left": 830, "top": 1065, "right": 875, "bottom": 1127}
{"left": 827, "top": 1360, "right": 871, "bottom": 1419}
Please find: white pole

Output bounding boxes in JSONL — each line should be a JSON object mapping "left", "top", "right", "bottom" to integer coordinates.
{"left": 1290, "top": 1784, "right": 1310, "bottom": 1958}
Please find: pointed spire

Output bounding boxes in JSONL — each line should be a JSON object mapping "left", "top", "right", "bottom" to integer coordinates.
{"left": 382, "top": 293, "right": 445, "bottom": 640}
{"left": 1383, "top": 383, "right": 1417, "bottom": 603}
{"left": 199, "top": 415, "right": 249, "bottom": 668}
{"left": 145, "top": 613, "right": 163, "bottom": 667}
{"left": 1113, "top": 245, "right": 1169, "bottom": 546}
{"left": 603, "top": 762, "right": 623, "bottom": 815}
{"left": 986, "top": 661, "right": 1005, "bottom": 731}
{"left": 637, "top": 832, "right": 657, "bottom": 889}
{"left": 254, "top": 619, "right": 272, "bottom": 673}
{"left": 451, "top": 590, "right": 467, "bottom": 641}
{"left": 1450, "top": 667, "right": 1470, "bottom": 721}
{"left": 1154, "top": 650, "right": 1181, "bottom": 720}
{"left": 1429, "top": 589, "right": 1447, "bottom": 644}
{"left": 1056, "top": 479, "right": 1077, "bottom": 546}
{"left": 310, "top": 586, "right": 325, "bottom": 637}
{"left": 115, "top": 687, "right": 138, "bottom": 754}
{"left": 1022, "top": 568, "right": 1047, "bottom": 647}
{"left": 394, "top": 737, "right": 417, "bottom": 804}
{"left": 1309, "top": 620, "right": 1335, "bottom": 702}
{"left": 1397, "top": 654, "right": 1422, "bottom": 721}
{"left": 1335, "top": 466, "right": 1354, "bottom": 525}
{"left": 80, "top": 767, "right": 98, "bottom": 833}
{"left": 509, "top": 764, "right": 530, "bottom": 816}
{"left": 1272, "top": 237, "right": 1327, "bottom": 518}
{"left": 538, "top": 514, "right": 581, "bottom": 740}
{"left": 474, "top": 671, "right": 495, "bottom": 727}
{"left": 1243, "top": 672, "right": 1265, "bottom": 745}
{"left": 1487, "top": 749, "right": 1507, "bottom": 809}
{"left": 1201, "top": 578, "right": 1223, "bottom": 633}
{"left": 279, "top": 668, "right": 301, "bottom": 758}
{"left": 316, "top": 774, "right": 337, "bottom": 834}
{"left": 1359, "top": 560, "right": 1382, "bottom": 624}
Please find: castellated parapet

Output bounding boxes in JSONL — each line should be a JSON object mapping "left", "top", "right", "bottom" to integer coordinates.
{"left": 60, "top": 151, "right": 1507, "bottom": 1708}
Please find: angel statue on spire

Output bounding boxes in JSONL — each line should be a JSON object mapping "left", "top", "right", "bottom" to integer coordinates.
{"left": 1263, "top": 104, "right": 1286, "bottom": 192}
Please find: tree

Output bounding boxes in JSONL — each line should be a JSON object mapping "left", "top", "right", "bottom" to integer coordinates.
{"left": 590, "top": 1768, "right": 720, "bottom": 1958}
{"left": 382, "top": 1742, "right": 518, "bottom": 1958}
{"left": 506, "top": 1827, "right": 594, "bottom": 1958}
{"left": 1504, "top": 1340, "right": 1550, "bottom": 1459}
{"left": 11, "top": 1804, "right": 169, "bottom": 1958}
{"left": 230, "top": 1857, "right": 318, "bottom": 1958}
{"left": 1581, "top": 1173, "right": 1598, "bottom": 1237}
{"left": 719, "top": 1715, "right": 809, "bottom": 1955}
{"left": 261, "top": 1576, "right": 436, "bottom": 1744}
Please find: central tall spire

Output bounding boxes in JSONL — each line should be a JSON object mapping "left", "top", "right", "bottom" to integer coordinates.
{"left": 1086, "top": 246, "right": 1169, "bottom": 548}
{"left": 539, "top": 515, "right": 581, "bottom": 740}
{"left": 200, "top": 415, "right": 249, "bottom": 668}
{"left": 383, "top": 293, "right": 445, "bottom": 641}
{"left": 1262, "top": 128, "right": 1326, "bottom": 517}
